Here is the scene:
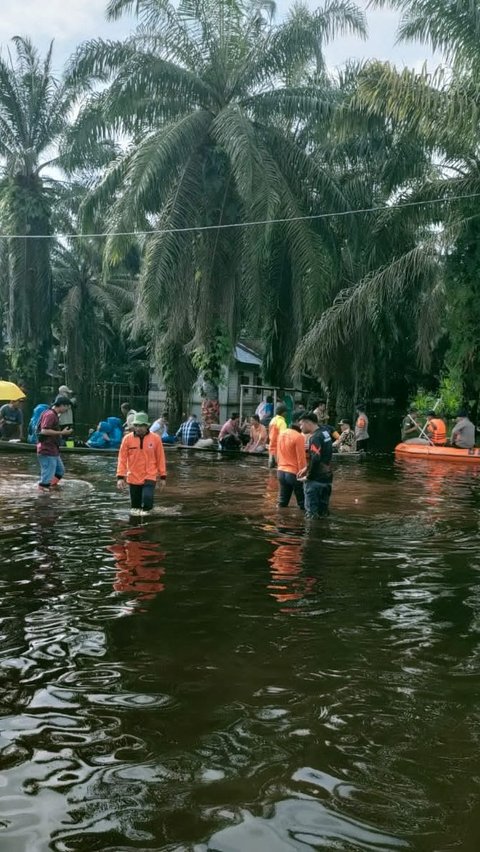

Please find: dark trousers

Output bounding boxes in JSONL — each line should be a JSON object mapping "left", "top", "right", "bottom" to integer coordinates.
{"left": 277, "top": 470, "right": 305, "bottom": 510}
{"left": 129, "top": 480, "right": 155, "bottom": 510}
{"left": 356, "top": 439, "right": 368, "bottom": 451}
{"left": 220, "top": 435, "right": 240, "bottom": 451}
{"left": 304, "top": 480, "right": 332, "bottom": 518}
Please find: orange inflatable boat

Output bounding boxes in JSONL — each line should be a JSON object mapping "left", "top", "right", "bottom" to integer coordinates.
{"left": 395, "top": 442, "right": 480, "bottom": 463}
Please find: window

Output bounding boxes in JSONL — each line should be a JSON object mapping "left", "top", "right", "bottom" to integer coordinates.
{"left": 240, "top": 373, "right": 250, "bottom": 394}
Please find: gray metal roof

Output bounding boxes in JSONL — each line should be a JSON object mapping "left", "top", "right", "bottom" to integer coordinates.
{"left": 234, "top": 344, "right": 262, "bottom": 366}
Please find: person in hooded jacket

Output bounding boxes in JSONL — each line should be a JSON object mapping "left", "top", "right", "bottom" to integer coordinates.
{"left": 87, "top": 420, "right": 113, "bottom": 449}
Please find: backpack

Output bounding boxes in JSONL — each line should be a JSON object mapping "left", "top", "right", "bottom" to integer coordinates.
{"left": 27, "top": 404, "right": 49, "bottom": 444}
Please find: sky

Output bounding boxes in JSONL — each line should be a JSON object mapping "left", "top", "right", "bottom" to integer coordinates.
{"left": 0, "top": 0, "right": 440, "bottom": 74}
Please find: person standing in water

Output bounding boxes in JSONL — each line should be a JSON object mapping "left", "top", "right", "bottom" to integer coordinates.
{"left": 298, "top": 413, "right": 333, "bottom": 518}
{"left": 37, "top": 396, "right": 73, "bottom": 492}
{"left": 276, "top": 415, "right": 306, "bottom": 510}
{"left": 355, "top": 403, "right": 369, "bottom": 451}
{"left": 268, "top": 403, "right": 287, "bottom": 468}
{"left": 117, "top": 412, "right": 167, "bottom": 516}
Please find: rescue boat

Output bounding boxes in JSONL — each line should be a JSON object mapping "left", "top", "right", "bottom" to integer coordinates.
{"left": 395, "top": 442, "right": 480, "bottom": 463}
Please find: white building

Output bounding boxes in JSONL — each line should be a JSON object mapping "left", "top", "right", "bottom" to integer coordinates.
{"left": 148, "top": 342, "right": 264, "bottom": 423}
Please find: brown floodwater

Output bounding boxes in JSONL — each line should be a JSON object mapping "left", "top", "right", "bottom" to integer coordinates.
{"left": 0, "top": 449, "right": 480, "bottom": 851}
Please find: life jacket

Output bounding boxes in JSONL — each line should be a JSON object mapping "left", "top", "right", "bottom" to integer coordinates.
{"left": 428, "top": 418, "right": 447, "bottom": 445}
{"left": 27, "top": 404, "right": 49, "bottom": 443}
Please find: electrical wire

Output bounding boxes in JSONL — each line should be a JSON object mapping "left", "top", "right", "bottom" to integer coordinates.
{"left": 1, "top": 190, "right": 479, "bottom": 240}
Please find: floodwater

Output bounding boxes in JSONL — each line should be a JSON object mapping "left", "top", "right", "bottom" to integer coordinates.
{"left": 0, "top": 449, "right": 480, "bottom": 852}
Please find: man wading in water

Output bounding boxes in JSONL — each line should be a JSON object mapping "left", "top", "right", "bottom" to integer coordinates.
{"left": 116, "top": 412, "right": 167, "bottom": 516}
{"left": 37, "top": 396, "right": 73, "bottom": 491}
{"left": 297, "top": 412, "right": 333, "bottom": 518}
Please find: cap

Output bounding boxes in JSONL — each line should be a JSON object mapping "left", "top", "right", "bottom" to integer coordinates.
{"left": 53, "top": 395, "right": 72, "bottom": 407}
{"left": 456, "top": 409, "right": 468, "bottom": 418}
{"left": 339, "top": 418, "right": 351, "bottom": 425}
{"left": 426, "top": 410, "right": 436, "bottom": 416}
{"left": 59, "top": 385, "right": 73, "bottom": 395}
{"left": 132, "top": 412, "right": 150, "bottom": 426}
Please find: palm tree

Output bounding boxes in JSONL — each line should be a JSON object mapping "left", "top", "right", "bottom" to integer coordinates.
{"left": 292, "top": 61, "right": 441, "bottom": 410}
{"left": 0, "top": 38, "right": 82, "bottom": 392}
{"left": 52, "top": 238, "right": 136, "bottom": 398}
{"left": 68, "top": 0, "right": 367, "bottom": 417}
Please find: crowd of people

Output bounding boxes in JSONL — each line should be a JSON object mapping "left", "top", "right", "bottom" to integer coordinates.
{"left": 5, "top": 378, "right": 479, "bottom": 521}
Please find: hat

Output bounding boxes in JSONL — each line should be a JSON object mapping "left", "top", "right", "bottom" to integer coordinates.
{"left": 426, "top": 409, "right": 436, "bottom": 416}
{"left": 339, "top": 418, "right": 351, "bottom": 426}
{"left": 456, "top": 409, "right": 468, "bottom": 418}
{"left": 53, "top": 395, "right": 72, "bottom": 407}
{"left": 59, "top": 384, "right": 73, "bottom": 395}
{"left": 132, "top": 412, "right": 150, "bottom": 426}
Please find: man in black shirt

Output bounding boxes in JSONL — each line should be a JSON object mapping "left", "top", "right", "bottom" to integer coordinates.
{"left": 298, "top": 412, "right": 333, "bottom": 518}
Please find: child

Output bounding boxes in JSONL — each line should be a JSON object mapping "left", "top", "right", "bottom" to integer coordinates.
{"left": 116, "top": 412, "right": 167, "bottom": 516}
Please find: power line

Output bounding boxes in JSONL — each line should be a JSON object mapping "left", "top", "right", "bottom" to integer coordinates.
{"left": 1, "top": 191, "right": 479, "bottom": 240}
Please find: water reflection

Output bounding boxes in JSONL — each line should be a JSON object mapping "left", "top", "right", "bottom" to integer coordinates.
{"left": 0, "top": 453, "right": 479, "bottom": 850}
{"left": 109, "top": 530, "right": 167, "bottom": 611}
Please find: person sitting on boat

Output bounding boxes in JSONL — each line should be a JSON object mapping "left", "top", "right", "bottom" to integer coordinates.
{"left": 242, "top": 415, "right": 267, "bottom": 453}
{"left": 333, "top": 419, "right": 356, "bottom": 453}
{"left": 401, "top": 407, "right": 423, "bottom": 441}
{"left": 151, "top": 414, "right": 168, "bottom": 438}
{"left": 106, "top": 417, "right": 124, "bottom": 448}
{"left": 451, "top": 410, "right": 475, "bottom": 449}
{"left": 27, "top": 403, "right": 49, "bottom": 444}
{"left": 426, "top": 411, "right": 447, "bottom": 446}
{"left": 120, "top": 402, "right": 137, "bottom": 432}
{"left": 0, "top": 399, "right": 24, "bottom": 440}
{"left": 219, "top": 413, "right": 242, "bottom": 451}
{"left": 87, "top": 420, "right": 113, "bottom": 449}
{"left": 176, "top": 413, "right": 202, "bottom": 446}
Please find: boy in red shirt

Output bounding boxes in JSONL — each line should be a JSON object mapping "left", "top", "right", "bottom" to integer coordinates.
{"left": 116, "top": 412, "right": 167, "bottom": 516}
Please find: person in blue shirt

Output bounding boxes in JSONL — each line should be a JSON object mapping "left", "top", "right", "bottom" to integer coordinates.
{"left": 176, "top": 414, "right": 202, "bottom": 446}
{"left": 0, "top": 399, "right": 24, "bottom": 439}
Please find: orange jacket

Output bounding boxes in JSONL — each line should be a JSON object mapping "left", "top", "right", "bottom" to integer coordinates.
{"left": 427, "top": 418, "right": 447, "bottom": 446}
{"left": 117, "top": 431, "right": 166, "bottom": 484}
{"left": 277, "top": 428, "right": 306, "bottom": 475}
{"left": 269, "top": 414, "right": 287, "bottom": 456}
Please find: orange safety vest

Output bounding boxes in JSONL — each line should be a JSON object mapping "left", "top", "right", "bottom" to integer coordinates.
{"left": 427, "top": 418, "right": 447, "bottom": 446}
{"left": 117, "top": 430, "right": 167, "bottom": 484}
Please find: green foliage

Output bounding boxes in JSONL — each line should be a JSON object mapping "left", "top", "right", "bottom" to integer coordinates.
{"left": 412, "top": 372, "right": 462, "bottom": 417}
{"left": 191, "top": 327, "right": 232, "bottom": 389}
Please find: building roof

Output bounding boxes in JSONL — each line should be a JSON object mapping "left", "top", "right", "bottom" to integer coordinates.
{"left": 234, "top": 343, "right": 262, "bottom": 366}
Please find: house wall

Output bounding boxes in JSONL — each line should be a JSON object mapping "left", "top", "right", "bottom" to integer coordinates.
{"left": 148, "top": 363, "right": 262, "bottom": 425}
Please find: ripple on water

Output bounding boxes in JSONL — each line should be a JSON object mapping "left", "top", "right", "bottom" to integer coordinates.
{"left": 0, "top": 454, "right": 479, "bottom": 850}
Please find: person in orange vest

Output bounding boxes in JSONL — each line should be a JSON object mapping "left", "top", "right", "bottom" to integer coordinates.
{"left": 268, "top": 403, "right": 287, "bottom": 468}
{"left": 276, "top": 414, "right": 307, "bottom": 509}
{"left": 426, "top": 410, "right": 447, "bottom": 446}
{"left": 116, "top": 412, "right": 167, "bottom": 516}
